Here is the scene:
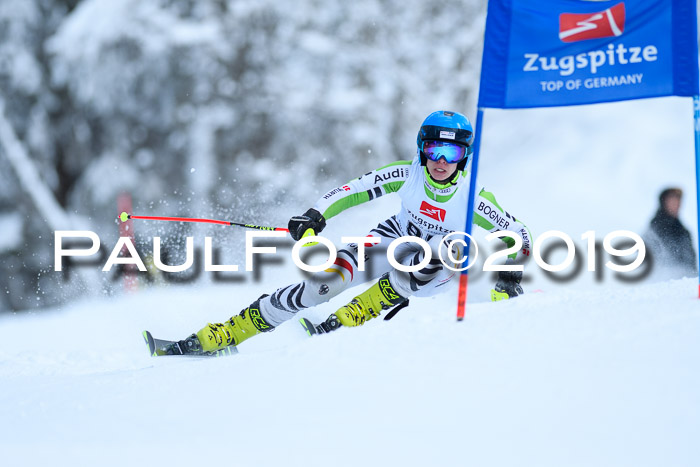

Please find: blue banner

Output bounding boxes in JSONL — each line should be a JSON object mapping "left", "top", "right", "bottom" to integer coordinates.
{"left": 478, "top": 0, "right": 699, "bottom": 108}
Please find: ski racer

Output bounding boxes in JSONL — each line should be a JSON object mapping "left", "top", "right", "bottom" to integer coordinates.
{"left": 167, "top": 110, "right": 532, "bottom": 355}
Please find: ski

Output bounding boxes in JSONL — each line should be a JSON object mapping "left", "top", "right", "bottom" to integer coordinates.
{"left": 142, "top": 330, "right": 238, "bottom": 358}
{"left": 299, "top": 318, "right": 321, "bottom": 336}
{"left": 299, "top": 314, "right": 342, "bottom": 337}
{"left": 299, "top": 299, "right": 411, "bottom": 336}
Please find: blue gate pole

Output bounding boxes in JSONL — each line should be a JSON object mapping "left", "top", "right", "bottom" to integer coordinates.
{"left": 457, "top": 107, "right": 485, "bottom": 320}
{"left": 694, "top": 96, "right": 700, "bottom": 298}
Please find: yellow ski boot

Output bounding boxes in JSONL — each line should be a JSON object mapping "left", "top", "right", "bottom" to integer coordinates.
{"left": 335, "top": 274, "right": 407, "bottom": 327}
{"left": 194, "top": 296, "right": 274, "bottom": 353}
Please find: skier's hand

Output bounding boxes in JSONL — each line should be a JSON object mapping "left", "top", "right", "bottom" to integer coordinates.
{"left": 288, "top": 208, "right": 326, "bottom": 241}
{"left": 491, "top": 269, "right": 523, "bottom": 302}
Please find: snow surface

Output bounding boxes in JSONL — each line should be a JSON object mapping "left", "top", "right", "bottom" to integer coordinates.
{"left": 0, "top": 276, "right": 698, "bottom": 467}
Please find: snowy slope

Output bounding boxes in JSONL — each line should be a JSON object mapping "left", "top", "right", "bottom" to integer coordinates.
{"left": 1, "top": 277, "right": 698, "bottom": 467}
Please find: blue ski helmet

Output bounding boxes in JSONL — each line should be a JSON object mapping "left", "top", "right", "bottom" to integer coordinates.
{"left": 417, "top": 110, "right": 474, "bottom": 171}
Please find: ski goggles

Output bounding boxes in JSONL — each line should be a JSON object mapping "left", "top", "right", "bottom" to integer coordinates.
{"left": 421, "top": 140, "right": 469, "bottom": 164}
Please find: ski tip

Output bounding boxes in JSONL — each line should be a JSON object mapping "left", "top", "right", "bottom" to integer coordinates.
{"left": 299, "top": 318, "right": 317, "bottom": 336}
{"left": 142, "top": 330, "right": 157, "bottom": 357}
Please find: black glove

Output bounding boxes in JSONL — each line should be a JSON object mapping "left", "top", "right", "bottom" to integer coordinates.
{"left": 288, "top": 208, "right": 326, "bottom": 241}
{"left": 494, "top": 270, "right": 523, "bottom": 299}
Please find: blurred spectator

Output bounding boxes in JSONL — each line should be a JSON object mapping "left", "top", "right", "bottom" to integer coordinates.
{"left": 644, "top": 188, "right": 697, "bottom": 278}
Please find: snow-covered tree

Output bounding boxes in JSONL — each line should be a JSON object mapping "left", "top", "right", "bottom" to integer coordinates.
{"left": 1, "top": 0, "right": 484, "bottom": 311}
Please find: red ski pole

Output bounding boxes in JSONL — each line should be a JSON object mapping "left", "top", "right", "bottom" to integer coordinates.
{"left": 119, "top": 212, "right": 289, "bottom": 232}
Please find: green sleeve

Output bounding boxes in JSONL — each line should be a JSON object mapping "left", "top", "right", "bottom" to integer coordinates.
{"left": 314, "top": 160, "right": 411, "bottom": 220}
{"left": 473, "top": 189, "right": 532, "bottom": 261}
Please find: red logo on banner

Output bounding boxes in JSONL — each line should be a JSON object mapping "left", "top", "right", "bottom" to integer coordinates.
{"left": 559, "top": 2, "right": 625, "bottom": 43}
{"left": 419, "top": 201, "right": 446, "bottom": 222}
